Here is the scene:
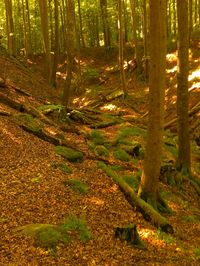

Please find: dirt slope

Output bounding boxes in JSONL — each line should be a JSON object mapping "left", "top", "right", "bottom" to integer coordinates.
{"left": 0, "top": 49, "right": 200, "bottom": 266}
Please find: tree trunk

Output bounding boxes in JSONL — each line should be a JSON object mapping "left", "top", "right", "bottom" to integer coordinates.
{"left": 39, "top": 0, "right": 51, "bottom": 81}
{"left": 62, "top": 0, "right": 76, "bottom": 108}
{"left": 176, "top": 0, "right": 191, "bottom": 173}
{"left": 4, "top": 0, "right": 16, "bottom": 56}
{"left": 118, "top": 0, "right": 127, "bottom": 97}
{"left": 138, "top": 0, "right": 167, "bottom": 210}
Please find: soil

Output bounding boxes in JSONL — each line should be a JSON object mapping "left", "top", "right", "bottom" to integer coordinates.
{"left": 0, "top": 45, "right": 200, "bottom": 266}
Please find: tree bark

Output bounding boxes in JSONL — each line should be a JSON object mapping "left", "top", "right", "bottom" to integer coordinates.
{"left": 176, "top": 0, "right": 191, "bottom": 172}
{"left": 138, "top": 0, "right": 167, "bottom": 210}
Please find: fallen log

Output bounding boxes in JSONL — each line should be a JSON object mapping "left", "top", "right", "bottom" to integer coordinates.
{"left": 99, "top": 162, "right": 173, "bottom": 233}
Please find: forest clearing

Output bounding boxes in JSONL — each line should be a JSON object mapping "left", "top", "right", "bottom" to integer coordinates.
{"left": 0, "top": 0, "right": 200, "bottom": 265}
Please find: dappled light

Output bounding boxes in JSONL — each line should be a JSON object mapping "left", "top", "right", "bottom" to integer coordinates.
{"left": 0, "top": 0, "right": 200, "bottom": 265}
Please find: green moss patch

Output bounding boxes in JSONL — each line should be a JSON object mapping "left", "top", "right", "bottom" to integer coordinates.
{"left": 15, "top": 216, "right": 91, "bottom": 250}
{"left": 15, "top": 114, "right": 43, "bottom": 133}
{"left": 52, "top": 162, "right": 72, "bottom": 174}
{"left": 64, "top": 179, "right": 89, "bottom": 194}
{"left": 113, "top": 149, "right": 130, "bottom": 162}
{"left": 122, "top": 173, "right": 141, "bottom": 191}
{"left": 94, "top": 145, "right": 109, "bottom": 157}
{"left": 90, "top": 129, "right": 105, "bottom": 145}
{"left": 55, "top": 146, "right": 83, "bottom": 162}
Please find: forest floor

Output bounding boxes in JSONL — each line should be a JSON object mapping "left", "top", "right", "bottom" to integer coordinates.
{"left": 0, "top": 44, "right": 200, "bottom": 266}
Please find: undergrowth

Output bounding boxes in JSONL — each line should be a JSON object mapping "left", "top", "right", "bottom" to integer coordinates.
{"left": 64, "top": 179, "right": 89, "bottom": 194}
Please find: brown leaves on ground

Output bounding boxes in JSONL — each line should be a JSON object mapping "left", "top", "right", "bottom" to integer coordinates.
{"left": 0, "top": 47, "right": 200, "bottom": 265}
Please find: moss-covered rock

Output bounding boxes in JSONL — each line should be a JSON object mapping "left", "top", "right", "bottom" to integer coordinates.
{"left": 90, "top": 129, "right": 105, "bottom": 145}
{"left": 52, "top": 162, "right": 72, "bottom": 174}
{"left": 55, "top": 146, "right": 83, "bottom": 162}
{"left": 64, "top": 179, "right": 89, "bottom": 194}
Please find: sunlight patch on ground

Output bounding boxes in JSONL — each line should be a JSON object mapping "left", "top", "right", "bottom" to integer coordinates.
{"left": 188, "top": 69, "right": 200, "bottom": 82}
{"left": 100, "top": 104, "right": 118, "bottom": 111}
{"left": 139, "top": 228, "right": 154, "bottom": 239}
{"left": 84, "top": 197, "right": 105, "bottom": 206}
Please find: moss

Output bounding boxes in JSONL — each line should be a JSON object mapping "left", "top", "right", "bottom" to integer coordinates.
{"left": 59, "top": 216, "right": 91, "bottom": 243}
{"left": 154, "top": 229, "right": 174, "bottom": 244}
{"left": 181, "top": 215, "right": 199, "bottom": 223}
{"left": 122, "top": 175, "right": 140, "bottom": 191}
{"left": 110, "top": 165, "right": 124, "bottom": 171}
{"left": 90, "top": 130, "right": 105, "bottom": 145}
{"left": 38, "top": 104, "right": 64, "bottom": 113}
{"left": 16, "top": 114, "right": 43, "bottom": 133}
{"left": 55, "top": 146, "right": 83, "bottom": 162}
{"left": 16, "top": 216, "right": 91, "bottom": 250}
{"left": 118, "top": 126, "right": 146, "bottom": 139}
{"left": 64, "top": 179, "right": 89, "bottom": 194}
{"left": 113, "top": 149, "right": 130, "bottom": 162}
{"left": 52, "top": 162, "right": 72, "bottom": 174}
{"left": 94, "top": 145, "right": 109, "bottom": 157}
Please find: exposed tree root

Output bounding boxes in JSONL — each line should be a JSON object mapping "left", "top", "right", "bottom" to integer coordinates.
{"left": 99, "top": 162, "right": 173, "bottom": 233}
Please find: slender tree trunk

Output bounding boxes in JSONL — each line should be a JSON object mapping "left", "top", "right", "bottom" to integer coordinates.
{"left": 62, "top": 0, "right": 76, "bottom": 108}
{"left": 77, "top": 0, "right": 85, "bottom": 47}
{"left": 39, "top": 0, "right": 51, "bottom": 81}
{"left": 188, "top": 0, "right": 192, "bottom": 44}
{"left": 100, "top": 0, "right": 111, "bottom": 48}
{"left": 176, "top": 0, "right": 191, "bottom": 173}
{"left": 118, "top": 0, "right": 127, "bottom": 97}
{"left": 138, "top": 0, "right": 167, "bottom": 210}
{"left": 4, "top": 0, "right": 16, "bottom": 56}
{"left": 129, "top": 0, "right": 139, "bottom": 62}
{"left": 50, "top": 0, "right": 59, "bottom": 87}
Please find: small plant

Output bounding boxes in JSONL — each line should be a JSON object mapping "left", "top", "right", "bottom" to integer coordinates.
{"left": 90, "top": 130, "right": 105, "bottom": 145}
{"left": 113, "top": 149, "right": 130, "bottom": 162}
{"left": 154, "top": 229, "right": 174, "bottom": 244}
{"left": 34, "top": 227, "right": 68, "bottom": 250}
{"left": 64, "top": 179, "right": 89, "bottom": 194}
{"left": 59, "top": 216, "right": 91, "bottom": 243}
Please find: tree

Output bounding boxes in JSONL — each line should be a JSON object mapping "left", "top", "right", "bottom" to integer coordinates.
{"left": 62, "top": 0, "right": 76, "bottom": 108}
{"left": 118, "top": 0, "right": 127, "bottom": 96}
{"left": 138, "top": 0, "right": 167, "bottom": 210}
{"left": 176, "top": 0, "right": 191, "bottom": 173}
{"left": 4, "top": 0, "right": 16, "bottom": 55}
{"left": 39, "top": 0, "right": 51, "bottom": 81}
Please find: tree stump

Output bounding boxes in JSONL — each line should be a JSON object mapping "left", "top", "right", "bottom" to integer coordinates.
{"left": 115, "top": 224, "right": 146, "bottom": 249}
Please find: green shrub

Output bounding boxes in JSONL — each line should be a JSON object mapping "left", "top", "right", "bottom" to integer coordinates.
{"left": 55, "top": 146, "right": 83, "bottom": 162}
{"left": 110, "top": 165, "right": 124, "bottom": 171}
{"left": 113, "top": 149, "right": 130, "bottom": 162}
{"left": 64, "top": 179, "right": 89, "bottom": 194}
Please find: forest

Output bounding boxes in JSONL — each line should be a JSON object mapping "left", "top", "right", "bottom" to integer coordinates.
{"left": 0, "top": 0, "right": 200, "bottom": 265}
